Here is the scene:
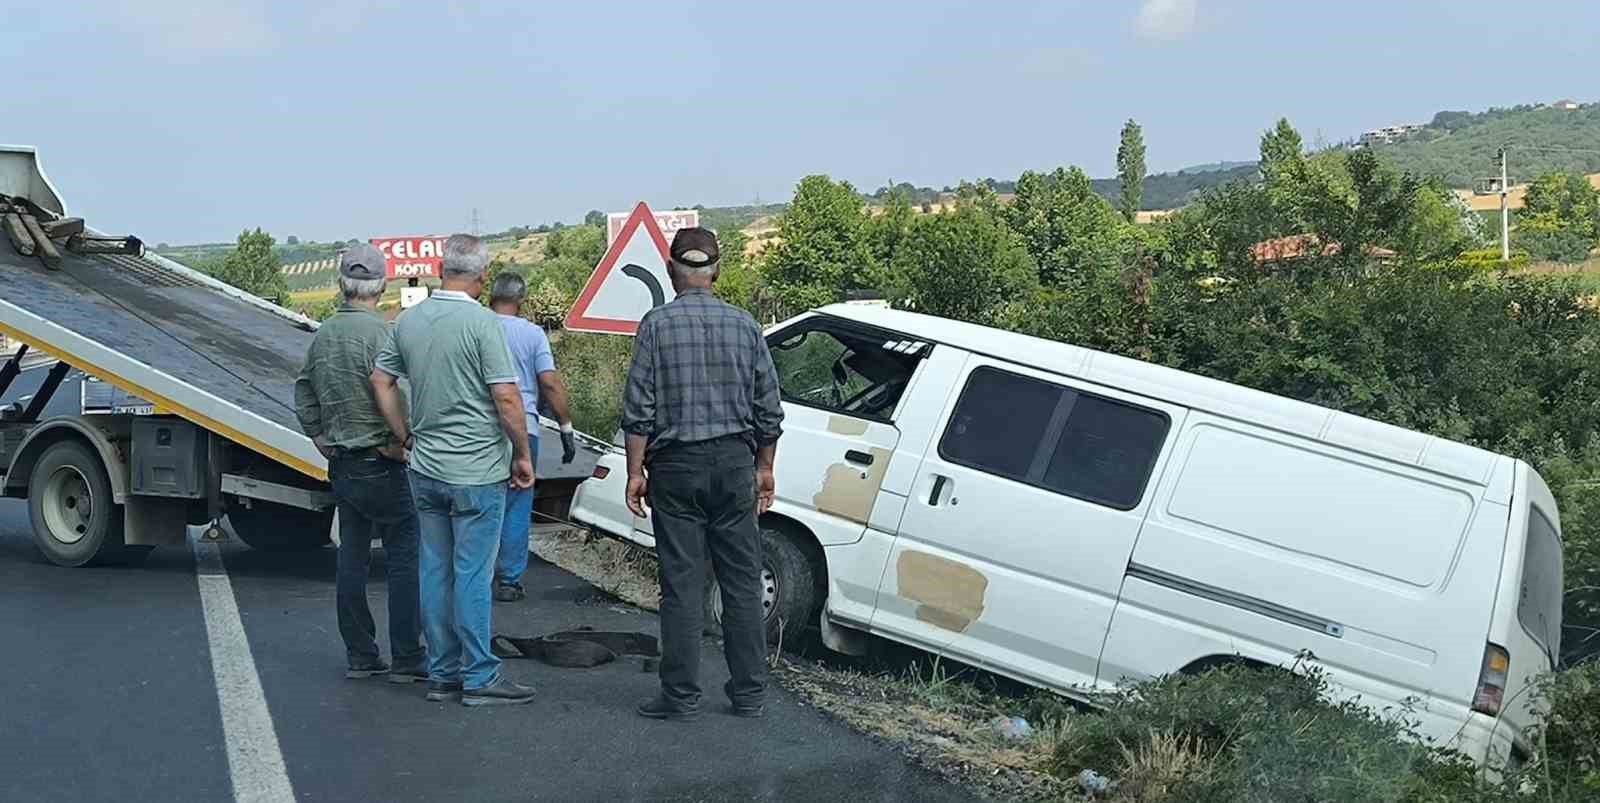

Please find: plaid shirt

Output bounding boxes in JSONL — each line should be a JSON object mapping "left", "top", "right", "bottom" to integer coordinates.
{"left": 293, "top": 303, "right": 403, "bottom": 452}
{"left": 622, "top": 288, "right": 783, "bottom": 455}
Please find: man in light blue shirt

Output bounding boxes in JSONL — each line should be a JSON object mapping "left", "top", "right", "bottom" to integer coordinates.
{"left": 487, "top": 272, "right": 577, "bottom": 602}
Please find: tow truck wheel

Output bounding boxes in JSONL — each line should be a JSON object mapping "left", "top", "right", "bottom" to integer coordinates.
{"left": 226, "top": 502, "right": 333, "bottom": 552}
{"left": 703, "top": 524, "right": 817, "bottom": 647}
{"left": 27, "top": 440, "right": 130, "bottom": 567}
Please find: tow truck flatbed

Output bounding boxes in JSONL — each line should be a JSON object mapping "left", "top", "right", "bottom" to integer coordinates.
{"left": 0, "top": 146, "right": 596, "bottom": 565}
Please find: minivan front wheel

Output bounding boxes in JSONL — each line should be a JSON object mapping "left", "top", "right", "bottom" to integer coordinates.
{"left": 704, "top": 525, "right": 817, "bottom": 648}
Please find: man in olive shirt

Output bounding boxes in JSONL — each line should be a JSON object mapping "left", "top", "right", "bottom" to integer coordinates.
{"left": 293, "top": 243, "right": 424, "bottom": 681}
{"left": 371, "top": 234, "right": 537, "bottom": 707}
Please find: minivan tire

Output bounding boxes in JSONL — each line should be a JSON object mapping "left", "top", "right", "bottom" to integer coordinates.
{"left": 703, "top": 524, "right": 817, "bottom": 648}
{"left": 27, "top": 440, "right": 130, "bottom": 567}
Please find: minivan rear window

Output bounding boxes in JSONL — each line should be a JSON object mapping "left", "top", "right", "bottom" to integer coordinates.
{"left": 1519, "top": 508, "right": 1563, "bottom": 663}
{"left": 939, "top": 367, "right": 1169, "bottom": 510}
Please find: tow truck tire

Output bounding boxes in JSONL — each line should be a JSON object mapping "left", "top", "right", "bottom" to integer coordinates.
{"left": 704, "top": 524, "right": 817, "bottom": 648}
{"left": 226, "top": 503, "right": 333, "bottom": 552}
{"left": 27, "top": 440, "right": 130, "bottom": 567}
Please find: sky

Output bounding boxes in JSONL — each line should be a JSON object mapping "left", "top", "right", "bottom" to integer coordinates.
{"left": 2, "top": 0, "right": 1597, "bottom": 245}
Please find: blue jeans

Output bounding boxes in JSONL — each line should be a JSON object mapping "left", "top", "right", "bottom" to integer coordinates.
{"left": 332, "top": 453, "right": 423, "bottom": 670}
{"left": 408, "top": 471, "right": 506, "bottom": 690}
{"left": 496, "top": 434, "right": 540, "bottom": 587}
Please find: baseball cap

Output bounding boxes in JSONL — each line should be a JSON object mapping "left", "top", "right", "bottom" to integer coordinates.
{"left": 339, "top": 243, "right": 387, "bottom": 280}
{"left": 669, "top": 227, "right": 720, "bottom": 267}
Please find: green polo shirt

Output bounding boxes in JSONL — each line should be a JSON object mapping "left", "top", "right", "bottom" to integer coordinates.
{"left": 374, "top": 290, "right": 519, "bottom": 486}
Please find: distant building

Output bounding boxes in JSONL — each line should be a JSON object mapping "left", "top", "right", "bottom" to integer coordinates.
{"left": 1356, "top": 123, "right": 1425, "bottom": 148}
{"left": 1250, "top": 234, "right": 1396, "bottom": 267}
{"left": 1553, "top": 99, "right": 1581, "bottom": 111}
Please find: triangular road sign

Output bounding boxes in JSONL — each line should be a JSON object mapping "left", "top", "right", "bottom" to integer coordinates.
{"left": 565, "top": 201, "right": 674, "bottom": 335}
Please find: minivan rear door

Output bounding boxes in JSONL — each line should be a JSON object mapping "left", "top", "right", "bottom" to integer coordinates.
{"left": 873, "top": 356, "right": 1184, "bottom": 692}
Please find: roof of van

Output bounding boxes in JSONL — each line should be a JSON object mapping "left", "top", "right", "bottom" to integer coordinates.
{"left": 815, "top": 304, "right": 1507, "bottom": 488}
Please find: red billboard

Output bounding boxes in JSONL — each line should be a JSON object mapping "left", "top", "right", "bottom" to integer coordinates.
{"left": 371, "top": 236, "right": 447, "bottom": 279}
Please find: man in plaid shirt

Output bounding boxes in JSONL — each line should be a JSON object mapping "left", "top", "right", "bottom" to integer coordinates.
{"left": 622, "top": 227, "right": 784, "bottom": 721}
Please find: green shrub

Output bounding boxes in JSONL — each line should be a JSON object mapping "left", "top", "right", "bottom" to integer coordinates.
{"left": 1532, "top": 661, "right": 1600, "bottom": 798}
{"left": 1519, "top": 227, "right": 1595, "bottom": 263}
{"left": 1050, "top": 663, "right": 1481, "bottom": 802}
{"left": 551, "top": 332, "right": 633, "bottom": 437}
{"left": 1457, "top": 248, "right": 1530, "bottom": 271}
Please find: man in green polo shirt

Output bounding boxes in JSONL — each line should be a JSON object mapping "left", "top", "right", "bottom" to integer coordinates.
{"left": 371, "top": 233, "right": 536, "bottom": 707}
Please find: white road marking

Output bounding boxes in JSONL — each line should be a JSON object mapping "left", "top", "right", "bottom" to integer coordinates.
{"left": 191, "top": 531, "right": 297, "bottom": 803}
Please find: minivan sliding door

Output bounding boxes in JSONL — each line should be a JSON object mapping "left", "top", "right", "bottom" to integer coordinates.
{"left": 874, "top": 358, "right": 1183, "bottom": 692}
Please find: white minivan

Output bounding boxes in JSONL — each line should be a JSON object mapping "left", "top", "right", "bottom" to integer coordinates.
{"left": 571, "top": 304, "right": 1562, "bottom": 766}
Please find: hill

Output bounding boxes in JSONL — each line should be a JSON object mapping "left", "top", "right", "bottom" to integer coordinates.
{"left": 1370, "top": 102, "right": 1600, "bottom": 187}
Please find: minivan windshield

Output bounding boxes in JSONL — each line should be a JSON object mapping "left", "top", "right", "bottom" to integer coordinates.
{"left": 1519, "top": 508, "right": 1563, "bottom": 665}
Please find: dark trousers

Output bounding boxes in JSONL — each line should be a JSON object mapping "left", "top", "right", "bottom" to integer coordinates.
{"left": 649, "top": 437, "right": 768, "bottom": 707}
{"left": 332, "top": 452, "right": 425, "bottom": 670}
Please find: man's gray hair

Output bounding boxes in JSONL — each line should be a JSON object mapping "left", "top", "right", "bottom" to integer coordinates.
{"left": 339, "top": 274, "right": 387, "bottom": 301}
{"left": 671, "top": 258, "right": 719, "bottom": 278}
{"left": 441, "top": 233, "right": 489, "bottom": 279}
{"left": 490, "top": 272, "right": 528, "bottom": 306}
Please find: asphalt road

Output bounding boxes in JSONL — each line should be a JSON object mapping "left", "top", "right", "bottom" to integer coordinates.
{"left": 0, "top": 362, "right": 979, "bottom": 803}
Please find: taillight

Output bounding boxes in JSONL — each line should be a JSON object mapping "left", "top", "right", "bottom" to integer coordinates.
{"left": 591, "top": 465, "right": 610, "bottom": 480}
{"left": 1472, "top": 643, "right": 1510, "bottom": 716}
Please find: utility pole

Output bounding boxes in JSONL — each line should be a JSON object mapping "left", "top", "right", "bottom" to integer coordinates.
{"left": 470, "top": 208, "right": 481, "bottom": 236}
{"left": 1498, "top": 147, "right": 1510, "bottom": 263}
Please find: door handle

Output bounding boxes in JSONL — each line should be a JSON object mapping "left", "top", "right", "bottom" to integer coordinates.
{"left": 928, "top": 474, "right": 948, "bottom": 506}
{"left": 844, "top": 449, "right": 874, "bottom": 466}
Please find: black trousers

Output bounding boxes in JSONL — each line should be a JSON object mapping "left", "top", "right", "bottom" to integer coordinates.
{"left": 648, "top": 437, "right": 767, "bottom": 707}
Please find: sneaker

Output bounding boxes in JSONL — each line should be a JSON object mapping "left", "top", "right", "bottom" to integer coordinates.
{"left": 388, "top": 664, "right": 428, "bottom": 684}
{"left": 493, "top": 582, "right": 526, "bottom": 603}
{"left": 345, "top": 660, "right": 390, "bottom": 679}
{"left": 636, "top": 696, "right": 700, "bottom": 721}
{"left": 424, "top": 680, "right": 463, "bottom": 702}
{"left": 462, "top": 676, "right": 537, "bottom": 707}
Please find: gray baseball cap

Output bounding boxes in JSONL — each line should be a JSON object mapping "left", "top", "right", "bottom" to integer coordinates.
{"left": 339, "top": 243, "right": 387, "bottom": 280}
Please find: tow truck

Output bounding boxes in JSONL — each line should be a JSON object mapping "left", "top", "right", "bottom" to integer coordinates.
{"left": 0, "top": 145, "right": 594, "bottom": 566}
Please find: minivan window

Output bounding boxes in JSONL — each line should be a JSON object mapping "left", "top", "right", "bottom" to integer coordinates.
{"left": 1519, "top": 508, "right": 1563, "bottom": 663}
{"left": 768, "top": 322, "right": 920, "bottom": 422}
{"left": 940, "top": 366, "right": 1169, "bottom": 509}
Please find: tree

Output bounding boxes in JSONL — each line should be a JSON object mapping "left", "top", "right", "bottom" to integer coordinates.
{"left": 286, "top": 235, "right": 300, "bottom": 245}
{"left": 883, "top": 201, "right": 1036, "bottom": 324}
{"left": 760, "top": 175, "right": 876, "bottom": 312}
{"left": 543, "top": 223, "right": 605, "bottom": 266}
{"left": 712, "top": 228, "right": 761, "bottom": 314}
{"left": 215, "top": 228, "right": 287, "bottom": 304}
{"left": 867, "top": 187, "right": 915, "bottom": 271}
{"left": 1520, "top": 172, "right": 1600, "bottom": 262}
{"left": 583, "top": 209, "right": 606, "bottom": 227}
{"left": 1004, "top": 167, "right": 1135, "bottom": 287}
{"left": 1259, "top": 118, "right": 1305, "bottom": 177}
{"left": 1117, "top": 119, "right": 1146, "bottom": 222}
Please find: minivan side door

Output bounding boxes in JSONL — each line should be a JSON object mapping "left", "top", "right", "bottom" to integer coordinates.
{"left": 872, "top": 357, "right": 1185, "bottom": 692}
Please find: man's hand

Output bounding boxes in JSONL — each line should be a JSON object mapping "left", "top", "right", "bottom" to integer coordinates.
{"left": 755, "top": 467, "right": 776, "bottom": 515}
{"left": 377, "top": 442, "right": 408, "bottom": 463}
{"left": 510, "top": 455, "right": 535, "bottom": 490}
{"left": 559, "top": 426, "right": 577, "bottom": 464}
{"left": 626, "top": 473, "right": 649, "bottom": 518}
